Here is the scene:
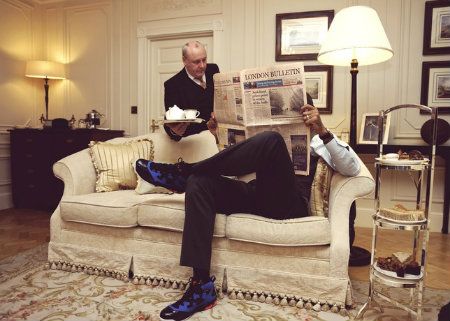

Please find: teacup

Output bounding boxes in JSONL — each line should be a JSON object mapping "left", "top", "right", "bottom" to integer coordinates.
{"left": 184, "top": 109, "right": 200, "bottom": 119}
{"left": 165, "top": 105, "right": 185, "bottom": 120}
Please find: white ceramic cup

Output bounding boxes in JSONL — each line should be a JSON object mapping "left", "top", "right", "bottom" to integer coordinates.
{"left": 184, "top": 109, "right": 200, "bottom": 119}
{"left": 165, "top": 105, "right": 185, "bottom": 120}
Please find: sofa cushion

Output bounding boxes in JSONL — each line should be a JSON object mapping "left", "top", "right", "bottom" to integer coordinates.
{"left": 225, "top": 214, "right": 330, "bottom": 246}
{"left": 89, "top": 139, "right": 154, "bottom": 192}
{"left": 138, "top": 193, "right": 226, "bottom": 237}
{"left": 60, "top": 190, "right": 149, "bottom": 227}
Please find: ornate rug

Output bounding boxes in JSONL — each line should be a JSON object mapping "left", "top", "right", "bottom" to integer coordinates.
{"left": 0, "top": 244, "right": 449, "bottom": 321}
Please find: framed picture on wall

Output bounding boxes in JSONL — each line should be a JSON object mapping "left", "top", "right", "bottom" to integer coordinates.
{"left": 420, "top": 61, "right": 450, "bottom": 114}
{"left": 359, "top": 113, "right": 391, "bottom": 145}
{"left": 304, "top": 65, "right": 333, "bottom": 114}
{"left": 275, "top": 10, "right": 334, "bottom": 61}
{"left": 423, "top": 1, "right": 450, "bottom": 55}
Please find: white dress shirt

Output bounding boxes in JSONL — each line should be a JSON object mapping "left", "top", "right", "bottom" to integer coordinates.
{"left": 310, "top": 134, "right": 361, "bottom": 177}
{"left": 185, "top": 68, "right": 206, "bottom": 87}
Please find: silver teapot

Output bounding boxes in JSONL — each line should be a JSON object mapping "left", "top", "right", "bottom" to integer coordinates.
{"left": 83, "top": 109, "right": 104, "bottom": 129}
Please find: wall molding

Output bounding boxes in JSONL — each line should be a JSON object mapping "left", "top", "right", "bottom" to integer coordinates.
{"left": 62, "top": 2, "right": 112, "bottom": 127}
{"left": 2, "top": 0, "right": 34, "bottom": 18}
{"left": 137, "top": 0, "right": 222, "bottom": 22}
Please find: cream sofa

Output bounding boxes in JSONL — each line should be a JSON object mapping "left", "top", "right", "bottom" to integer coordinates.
{"left": 48, "top": 130, "right": 374, "bottom": 313}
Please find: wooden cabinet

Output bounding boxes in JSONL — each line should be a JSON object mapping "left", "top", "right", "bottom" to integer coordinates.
{"left": 9, "top": 128, "right": 124, "bottom": 211}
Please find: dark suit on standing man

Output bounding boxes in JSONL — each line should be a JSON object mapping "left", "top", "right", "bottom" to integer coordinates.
{"left": 164, "top": 63, "right": 220, "bottom": 141}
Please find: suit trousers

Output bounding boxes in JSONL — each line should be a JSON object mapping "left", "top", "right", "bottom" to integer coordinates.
{"left": 180, "top": 131, "right": 308, "bottom": 270}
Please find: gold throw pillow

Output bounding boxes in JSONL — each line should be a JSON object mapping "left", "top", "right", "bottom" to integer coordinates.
{"left": 309, "top": 157, "right": 333, "bottom": 217}
{"left": 89, "top": 139, "right": 154, "bottom": 192}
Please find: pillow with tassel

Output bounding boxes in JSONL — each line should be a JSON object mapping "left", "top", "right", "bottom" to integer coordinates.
{"left": 89, "top": 139, "right": 154, "bottom": 192}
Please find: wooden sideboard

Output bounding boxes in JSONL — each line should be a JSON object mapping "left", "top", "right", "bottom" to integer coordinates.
{"left": 9, "top": 128, "right": 124, "bottom": 211}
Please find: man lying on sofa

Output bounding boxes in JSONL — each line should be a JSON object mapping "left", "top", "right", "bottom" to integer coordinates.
{"left": 135, "top": 103, "right": 361, "bottom": 321}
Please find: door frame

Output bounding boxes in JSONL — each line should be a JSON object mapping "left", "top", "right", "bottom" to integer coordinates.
{"left": 137, "top": 21, "right": 223, "bottom": 135}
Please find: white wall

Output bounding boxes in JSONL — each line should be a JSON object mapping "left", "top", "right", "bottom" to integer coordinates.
{"left": 0, "top": 0, "right": 449, "bottom": 232}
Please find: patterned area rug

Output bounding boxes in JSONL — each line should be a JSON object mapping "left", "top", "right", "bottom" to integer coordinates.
{"left": 0, "top": 244, "right": 449, "bottom": 321}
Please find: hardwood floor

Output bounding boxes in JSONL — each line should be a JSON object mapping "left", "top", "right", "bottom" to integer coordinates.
{"left": 0, "top": 208, "right": 449, "bottom": 290}
{"left": 0, "top": 208, "right": 50, "bottom": 260}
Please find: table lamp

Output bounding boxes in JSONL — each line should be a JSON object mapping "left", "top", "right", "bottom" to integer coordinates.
{"left": 317, "top": 5, "right": 393, "bottom": 267}
{"left": 317, "top": 5, "right": 393, "bottom": 147}
{"left": 25, "top": 60, "right": 66, "bottom": 121}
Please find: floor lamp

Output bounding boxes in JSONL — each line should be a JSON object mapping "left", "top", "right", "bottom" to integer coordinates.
{"left": 25, "top": 60, "right": 66, "bottom": 123}
{"left": 317, "top": 6, "right": 393, "bottom": 265}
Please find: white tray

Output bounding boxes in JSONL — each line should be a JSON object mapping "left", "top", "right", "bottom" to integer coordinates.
{"left": 374, "top": 262, "right": 423, "bottom": 280}
{"left": 163, "top": 118, "right": 203, "bottom": 124}
{"left": 377, "top": 212, "right": 427, "bottom": 224}
{"left": 375, "top": 157, "right": 429, "bottom": 165}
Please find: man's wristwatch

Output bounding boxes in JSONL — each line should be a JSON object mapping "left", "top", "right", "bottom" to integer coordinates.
{"left": 319, "top": 129, "right": 334, "bottom": 144}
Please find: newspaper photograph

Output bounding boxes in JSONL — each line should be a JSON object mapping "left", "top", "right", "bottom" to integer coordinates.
{"left": 246, "top": 122, "right": 310, "bottom": 175}
{"left": 216, "top": 123, "right": 247, "bottom": 149}
{"left": 241, "top": 63, "right": 306, "bottom": 125}
{"left": 217, "top": 121, "right": 310, "bottom": 176}
{"left": 214, "top": 62, "right": 310, "bottom": 175}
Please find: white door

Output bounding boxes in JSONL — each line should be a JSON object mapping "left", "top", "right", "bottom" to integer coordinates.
{"left": 149, "top": 35, "right": 213, "bottom": 133}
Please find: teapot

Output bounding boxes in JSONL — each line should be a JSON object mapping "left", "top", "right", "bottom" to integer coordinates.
{"left": 165, "top": 105, "right": 185, "bottom": 120}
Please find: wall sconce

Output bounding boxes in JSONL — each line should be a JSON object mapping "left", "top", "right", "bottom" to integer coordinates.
{"left": 25, "top": 60, "right": 66, "bottom": 123}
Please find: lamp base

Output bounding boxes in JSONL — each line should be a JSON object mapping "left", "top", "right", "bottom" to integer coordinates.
{"left": 349, "top": 246, "right": 371, "bottom": 266}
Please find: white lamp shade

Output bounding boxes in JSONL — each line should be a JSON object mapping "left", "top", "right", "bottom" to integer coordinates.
{"left": 25, "top": 60, "right": 66, "bottom": 79}
{"left": 318, "top": 6, "right": 393, "bottom": 66}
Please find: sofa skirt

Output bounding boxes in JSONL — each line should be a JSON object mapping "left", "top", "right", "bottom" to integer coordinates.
{"left": 48, "top": 209, "right": 352, "bottom": 312}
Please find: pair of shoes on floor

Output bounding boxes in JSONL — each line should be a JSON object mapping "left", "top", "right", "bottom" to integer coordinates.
{"left": 135, "top": 158, "right": 191, "bottom": 193}
{"left": 160, "top": 276, "right": 217, "bottom": 321}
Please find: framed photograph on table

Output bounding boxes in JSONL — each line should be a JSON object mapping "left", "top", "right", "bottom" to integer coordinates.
{"left": 359, "top": 113, "right": 391, "bottom": 145}
{"left": 423, "top": 1, "right": 450, "bottom": 55}
{"left": 275, "top": 10, "right": 334, "bottom": 61}
{"left": 420, "top": 61, "right": 450, "bottom": 114}
{"left": 304, "top": 65, "right": 333, "bottom": 114}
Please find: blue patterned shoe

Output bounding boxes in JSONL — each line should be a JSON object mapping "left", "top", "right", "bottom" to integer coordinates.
{"left": 135, "top": 158, "right": 190, "bottom": 193}
{"left": 159, "top": 276, "right": 217, "bottom": 321}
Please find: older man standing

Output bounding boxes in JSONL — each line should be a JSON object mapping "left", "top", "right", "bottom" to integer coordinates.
{"left": 164, "top": 41, "right": 220, "bottom": 141}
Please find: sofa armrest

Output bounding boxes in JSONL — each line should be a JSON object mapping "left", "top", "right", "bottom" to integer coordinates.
{"left": 53, "top": 148, "right": 96, "bottom": 197}
{"left": 327, "top": 158, "right": 374, "bottom": 277}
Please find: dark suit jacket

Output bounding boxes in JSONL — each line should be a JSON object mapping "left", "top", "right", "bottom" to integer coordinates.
{"left": 164, "top": 63, "right": 220, "bottom": 141}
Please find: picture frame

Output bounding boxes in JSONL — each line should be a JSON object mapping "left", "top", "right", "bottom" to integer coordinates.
{"left": 304, "top": 65, "right": 333, "bottom": 114}
{"left": 359, "top": 113, "right": 391, "bottom": 145}
{"left": 423, "top": 1, "right": 450, "bottom": 55}
{"left": 420, "top": 61, "right": 450, "bottom": 114}
{"left": 275, "top": 10, "right": 334, "bottom": 61}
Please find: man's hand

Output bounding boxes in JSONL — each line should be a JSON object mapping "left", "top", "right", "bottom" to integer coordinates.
{"left": 166, "top": 122, "right": 189, "bottom": 136}
{"left": 206, "top": 112, "right": 218, "bottom": 136}
{"left": 300, "top": 104, "right": 328, "bottom": 136}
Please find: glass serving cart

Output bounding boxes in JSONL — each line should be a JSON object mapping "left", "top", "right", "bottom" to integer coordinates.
{"left": 356, "top": 104, "right": 437, "bottom": 321}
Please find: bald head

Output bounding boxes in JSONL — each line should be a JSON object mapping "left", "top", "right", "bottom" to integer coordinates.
{"left": 182, "top": 41, "right": 207, "bottom": 79}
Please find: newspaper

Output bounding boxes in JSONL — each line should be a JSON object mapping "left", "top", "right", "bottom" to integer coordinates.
{"left": 214, "top": 63, "right": 310, "bottom": 175}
